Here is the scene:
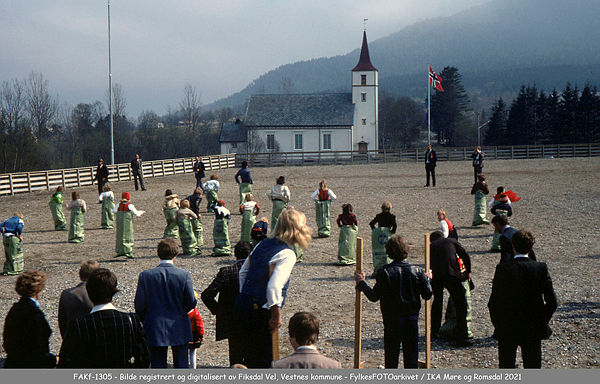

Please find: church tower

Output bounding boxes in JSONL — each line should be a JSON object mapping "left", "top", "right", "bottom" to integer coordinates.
{"left": 352, "top": 31, "right": 378, "bottom": 152}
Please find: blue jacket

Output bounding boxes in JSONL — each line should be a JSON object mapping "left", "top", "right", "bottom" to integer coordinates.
{"left": 1, "top": 216, "right": 24, "bottom": 236}
{"left": 134, "top": 263, "right": 196, "bottom": 347}
{"left": 235, "top": 168, "right": 253, "bottom": 184}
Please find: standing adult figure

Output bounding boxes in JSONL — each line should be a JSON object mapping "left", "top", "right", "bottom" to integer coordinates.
{"left": 201, "top": 241, "right": 253, "bottom": 366}
{"left": 2, "top": 270, "right": 57, "bottom": 368}
{"left": 429, "top": 231, "right": 472, "bottom": 347}
{"left": 131, "top": 153, "right": 146, "bottom": 191}
{"left": 49, "top": 186, "right": 67, "bottom": 230}
{"left": 134, "top": 238, "right": 197, "bottom": 368}
{"left": 1, "top": 212, "right": 25, "bottom": 276}
{"left": 193, "top": 156, "right": 206, "bottom": 189}
{"left": 354, "top": 235, "right": 432, "bottom": 368}
{"left": 492, "top": 215, "right": 537, "bottom": 264}
{"left": 266, "top": 176, "right": 291, "bottom": 231}
{"left": 424, "top": 144, "right": 437, "bottom": 187}
{"left": 58, "top": 268, "right": 150, "bottom": 368}
{"left": 234, "top": 208, "right": 311, "bottom": 368}
{"left": 310, "top": 180, "right": 336, "bottom": 238}
{"left": 114, "top": 192, "right": 145, "bottom": 258}
{"left": 235, "top": 160, "right": 253, "bottom": 205}
{"left": 488, "top": 230, "right": 557, "bottom": 368}
{"left": 67, "top": 192, "right": 87, "bottom": 243}
{"left": 57, "top": 260, "right": 99, "bottom": 338}
{"left": 93, "top": 158, "right": 109, "bottom": 196}
{"left": 471, "top": 146, "right": 484, "bottom": 183}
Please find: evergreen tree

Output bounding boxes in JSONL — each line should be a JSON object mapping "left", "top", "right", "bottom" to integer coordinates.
{"left": 484, "top": 98, "right": 507, "bottom": 145}
{"left": 558, "top": 83, "right": 579, "bottom": 143}
{"left": 430, "top": 66, "right": 470, "bottom": 146}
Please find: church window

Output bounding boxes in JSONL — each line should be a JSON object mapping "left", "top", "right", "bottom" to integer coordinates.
{"left": 323, "top": 133, "right": 331, "bottom": 150}
{"left": 361, "top": 92, "right": 367, "bottom": 102}
{"left": 361, "top": 75, "right": 367, "bottom": 85}
{"left": 294, "top": 133, "right": 303, "bottom": 150}
{"left": 362, "top": 118, "right": 367, "bottom": 125}
{"left": 231, "top": 142, "right": 237, "bottom": 148}
{"left": 266, "top": 134, "right": 275, "bottom": 150}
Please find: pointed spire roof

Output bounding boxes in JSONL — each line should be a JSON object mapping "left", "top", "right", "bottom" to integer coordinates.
{"left": 352, "top": 31, "right": 377, "bottom": 72}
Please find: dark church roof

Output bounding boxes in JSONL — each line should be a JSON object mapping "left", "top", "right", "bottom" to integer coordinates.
{"left": 352, "top": 31, "right": 377, "bottom": 72}
{"left": 244, "top": 93, "right": 354, "bottom": 127}
{"left": 219, "top": 121, "right": 246, "bottom": 142}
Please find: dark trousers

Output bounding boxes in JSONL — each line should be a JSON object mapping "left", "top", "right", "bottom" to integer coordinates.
{"left": 133, "top": 172, "right": 145, "bottom": 190}
{"left": 473, "top": 166, "right": 482, "bottom": 183}
{"left": 149, "top": 345, "right": 189, "bottom": 368}
{"left": 425, "top": 164, "right": 436, "bottom": 186}
{"left": 228, "top": 334, "right": 245, "bottom": 366}
{"left": 234, "top": 295, "right": 272, "bottom": 368}
{"left": 195, "top": 175, "right": 203, "bottom": 189}
{"left": 383, "top": 315, "right": 419, "bottom": 368}
{"left": 97, "top": 179, "right": 105, "bottom": 195}
{"left": 498, "top": 339, "right": 542, "bottom": 368}
{"left": 431, "top": 277, "right": 468, "bottom": 342}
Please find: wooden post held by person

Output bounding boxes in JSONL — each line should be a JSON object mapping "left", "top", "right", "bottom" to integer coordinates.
{"left": 354, "top": 237, "right": 364, "bottom": 369}
{"left": 424, "top": 233, "right": 432, "bottom": 368}
{"left": 270, "top": 264, "right": 280, "bottom": 361}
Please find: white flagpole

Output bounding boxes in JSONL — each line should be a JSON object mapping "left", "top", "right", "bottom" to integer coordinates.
{"left": 427, "top": 66, "right": 431, "bottom": 145}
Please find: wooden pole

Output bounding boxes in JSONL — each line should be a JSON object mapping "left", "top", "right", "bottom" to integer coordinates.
{"left": 424, "top": 233, "right": 432, "bottom": 368}
{"left": 269, "top": 264, "right": 280, "bottom": 361}
{"left": 354, "top": 237, "right": 364, "bottom": 369}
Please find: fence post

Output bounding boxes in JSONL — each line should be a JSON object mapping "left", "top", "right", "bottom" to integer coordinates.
{"left": 9, "top": 173, "right": 14, "bottom": 195}
{"left": 415, "top": 148, "right": 418, "bottom": 162}
{"left": 172, "top": 159, "right": 176, "bottom": 174}
{"left": 61, "top": 169, "right": 66, "bottom": 187}
{"left": 573, "top": 144, "right": 576, "bottom": 157}
{"left": 128, "top": 164, "right": 132, "bottom": 180}
{"left": 526, "top": 145, "right": 530, "bottom": 159}
{"left": 542, "top": 145, "right": 545, "bottom": 158}
{"left": 463, "top": 147, "right": 466, "bottom": 160}
{"left": 511, "top": 146, "right": 514, "bottom": 159}
{"left": 45, "top": 171, "right": 50, "bottom": 191}
{"left": 26, "top": 173, "right": 31, "bottom": 193}
{"left": 495, "top": 146, "right": 498, "bottom": 159}
{"left": 590, "top": 143, "right": 593, "bottom": 157}
{"left": 76, "top": 168, "right": 81, "bottom": 187}
{"left": 557, "top": 145, "right": 561, "bottom": 158}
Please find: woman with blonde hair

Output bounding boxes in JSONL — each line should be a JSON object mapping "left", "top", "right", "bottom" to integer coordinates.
{"left": 310, "top": 179, "right": 336, "bottom": 237}
{"left": 234, "top": 208, "right": 311, "bottom": 368}
{"left": 49, "top": 186, "right": 67, "bottom": 230}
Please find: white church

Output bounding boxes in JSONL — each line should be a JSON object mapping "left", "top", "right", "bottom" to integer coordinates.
{"left": 219, "top": 31, "right": 379, "bottom": 154}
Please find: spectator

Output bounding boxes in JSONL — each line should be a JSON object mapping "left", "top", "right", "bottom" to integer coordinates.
{"left": 58, "top": 260, "right": 99, "bottom": 338}
{"left": 424, "top": 144, "right": 437, "bottom": 187}
{"left": 134, "top": 239, "right": 197, "bottom": 368}
{"left": 272, "top": 312, "right": 341, "bottom": 368}
{"left": 3, "top": 271, "right": 57, "bottom": 368}
{"left": 488, "top": 230, "right": 557, "bottom": 368}
{"left": 201, "top": 241, "right": 253, "bottom": 366}
{"left": 93, "top": 158, "right": 109, "bottom": 196}
{"left": 193, "top": 157, "right": 206, "bottom": 189}
{"left": 58, "top": 268, "right": 150, "bottom": 368}
{"left": 354, "top": 235, "right": 432, "bottom": 368}
{"left": 471, "top": 146, "right": 484, "bottom": 183}
{"left": 131, "top": 153, "right": 146, "bottom": 191}
{"left": 1, "top": 212, "right": 25, "bottom": 276}
{"left": 234, "top": 208, "right": 311, "bottom": 368}
{"left": 187, "top": 292, "right": 204, "bottom": 369}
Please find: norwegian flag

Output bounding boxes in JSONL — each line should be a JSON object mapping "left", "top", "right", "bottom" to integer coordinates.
{"left": 429, "top": 66, "right": 444, "bottom": 92}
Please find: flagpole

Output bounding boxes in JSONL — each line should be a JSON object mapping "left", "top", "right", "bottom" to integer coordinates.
{"left": 427, "top": 66, "right": 431, "bottom": 145}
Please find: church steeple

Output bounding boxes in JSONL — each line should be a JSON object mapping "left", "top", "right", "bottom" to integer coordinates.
{"left": 352, "top": 31, "right": 377, "bottom": 72}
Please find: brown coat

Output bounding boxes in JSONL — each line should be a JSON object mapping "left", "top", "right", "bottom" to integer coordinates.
{"left": 272, "top": 348, "right": 341, "bottom": 369}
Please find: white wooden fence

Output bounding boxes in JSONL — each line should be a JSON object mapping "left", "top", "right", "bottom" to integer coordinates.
{"left": 0, "top": 154, "right": 236, "bottom": 196}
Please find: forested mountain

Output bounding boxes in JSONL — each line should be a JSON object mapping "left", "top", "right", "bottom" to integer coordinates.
{"left": 207, "top": 0, "right": 600, "bottom": 111}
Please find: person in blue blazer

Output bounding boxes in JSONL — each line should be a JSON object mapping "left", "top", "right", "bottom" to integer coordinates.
{"left": 134, "top": 238, "right": 197, "bottom": 368}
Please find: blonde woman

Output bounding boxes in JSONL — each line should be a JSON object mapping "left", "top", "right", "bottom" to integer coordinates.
{"left": 234, "top": 208, "right": 311, "bottom": 368}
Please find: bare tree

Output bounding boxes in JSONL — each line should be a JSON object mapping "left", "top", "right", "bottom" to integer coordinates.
{"left": 179, "top": 84, "right": 201, "bottom": 130}
{"left": 105, "top": 83, "right": 127, "bottom": 131}
{"left": 0, "top": 79, "right": 28, "bottom": 171}
{"left": 25, "top": 72, "right": 57, "bottom": 138}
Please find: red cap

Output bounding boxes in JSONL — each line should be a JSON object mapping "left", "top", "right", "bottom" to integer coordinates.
{"left": 121, "top": 192, "right": 131, "bottom": 200}
{"left": 219, "top": 200, "right": 225, "bottom": 207}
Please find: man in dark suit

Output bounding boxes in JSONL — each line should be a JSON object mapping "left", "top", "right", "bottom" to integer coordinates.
{"left": 93, "top": 158, "right": 109, "bottom": 196}
{"left": 58, "top": 268, "right": 149, "bottom": 368}
{"left": 58, "top": 260, "right": 99, "bottom": 338}
{"left": 131, "top": 154, "right": 146, "bottom": 191}
{"left": 429, "top": 231, "right": 472, "bottom": 347}
{"left": 492, "top": 216, "right": 537, "bottom": 264}
{"left": 272, "top": 312, "right": 341, "bottom": 369}
{"left": 471, "top": 146, "right": 484, "bottom": 183}
{"left": 488, "top": 230, "right": 557, "bottom": 368}
{"left": 193, "top": 156, "right": 206, "bottom": 189}
{"left": 135, "top": 238, "right": 197, "bottom": 368}
{"left": 201, "top": 241, "right": 253, "bottom": 366}
{"left": 424, "top": 144, "right": 437, "bottom": 187}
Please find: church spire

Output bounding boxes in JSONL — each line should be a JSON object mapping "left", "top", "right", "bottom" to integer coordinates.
{"left": 352, "top": 31, "right": 377, "bottom": 72}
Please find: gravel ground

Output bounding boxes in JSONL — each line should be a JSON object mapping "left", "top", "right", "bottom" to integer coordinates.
{"left": 0, "top": 157, "right": 599, "bottom": 369}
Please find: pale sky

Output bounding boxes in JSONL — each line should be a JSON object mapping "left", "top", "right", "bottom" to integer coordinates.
{"left": 1, "top": 0, "right": 489, "bottom": 117}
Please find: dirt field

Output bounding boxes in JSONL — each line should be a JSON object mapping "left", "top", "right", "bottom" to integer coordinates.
{"left": 0, "top": 157, "right": 599, "bottom": 368}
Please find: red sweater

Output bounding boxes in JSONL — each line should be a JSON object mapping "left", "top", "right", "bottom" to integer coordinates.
{"left": 187, "top": 308, "right": 204, "bottom": 341}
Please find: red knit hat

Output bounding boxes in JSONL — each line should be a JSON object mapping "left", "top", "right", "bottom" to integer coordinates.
{"left": 121, "top": 192, "right": 131, "bottom": 201}
{"left": 218, "top": 200, "right": 225, "bottom": 207}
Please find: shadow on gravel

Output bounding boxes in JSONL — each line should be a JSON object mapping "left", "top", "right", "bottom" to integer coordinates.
{"left": 556, "top": 301, "right": 600, "bottom": 319}
{"left": 579, "top": 254, "right": 600, "bottom": 260}
{"left": 460, "top": 234, "right": 493, "bottom": 239}
{"left": 299, "top": 262, "right": 339, "bottom": 267}
{"left": 430, "top": 336, "right": 497, "bottom": 351}
{"left": 27, "top": 229, "right": 60, "bottom": 234}
{"left": 309, "top": 275, "right": 354, "bottom": 282}
{"left": 28, "top": 240, "right": 67, "bottom": 245}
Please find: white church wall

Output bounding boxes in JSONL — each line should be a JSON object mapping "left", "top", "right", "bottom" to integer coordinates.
{"left": 251, "top": 128, "right": 351, "bottom": 154}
